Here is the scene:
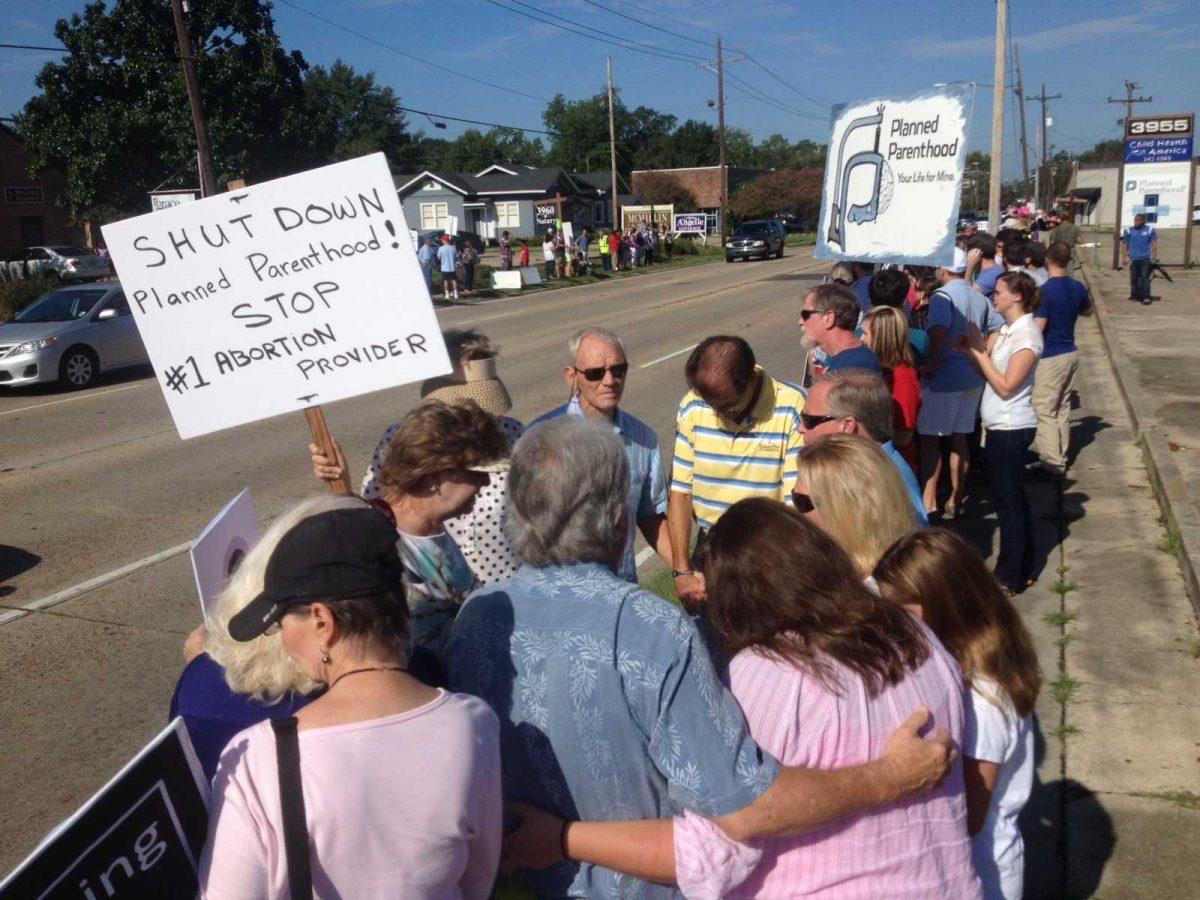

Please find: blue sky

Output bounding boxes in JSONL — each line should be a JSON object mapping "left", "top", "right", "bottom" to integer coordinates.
{"left": 2, "top": 0, "right": 1198, "bottom": 178}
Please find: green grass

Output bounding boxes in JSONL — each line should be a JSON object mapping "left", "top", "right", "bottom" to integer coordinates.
{"left": 1050, "top": 723, "right": 1082, "bottom": 740}
{"left": 1134, "top": 434, "right": 1147, "bottom": 449}
{"left": 1187, "top": 638, "right": 1200, "bottom": 659}
{"left": 1159, "top": 527, "right": 1182, "bottom": 556}
{"left": 1052, "top": 580, "right": 1079, "bottom": 596}
{"left": 1044, "top": 611, "right": 1079, "bottom": 628}
{"left": 642, "top": 567, "right": 680, "bottom": 606}
{"left": 1056, "top": 564, "right": 1071, "bottom": 577}
{"left": 786, "top": 232, "right": 817, "bottom": 246}
{"left": 1050, "top": 676, "right": 1080, "bottom": 705}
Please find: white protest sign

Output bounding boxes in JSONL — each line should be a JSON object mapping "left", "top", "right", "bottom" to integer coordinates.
{"left": 190, "top": 488, "right": 259, "bottom": 618}
{"left": 519, "top": 266, "right": 543, "bottom": 286}
{"left": 102, "top": 153, "right": 452, "bottom": 439}
{"left": 561, "top": 221, "right": 574, "bottom": 244}
{"left": 409, "top": 228, "right": 420, "bottom": 251}
{"left": 446, "top": 214, "right": 459, "bottom": 236}
{"left": 0, "top": 719, "right": 209, "bottom": 900}
{"left": 491, "top": 270, "right": 523, "bottom": 290}
{"left": 816, "top": 89, "right": 968, "bottom": 267}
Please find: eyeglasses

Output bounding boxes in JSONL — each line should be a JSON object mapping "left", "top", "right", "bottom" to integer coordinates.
{"left": 791, "top": 490, "right": 816, "bottom": 513}
{"left": 574, "top": 362, "right": 629, "bottom": 382}
{"left": 800, "top": 411, "right": 839, "bottom": 430}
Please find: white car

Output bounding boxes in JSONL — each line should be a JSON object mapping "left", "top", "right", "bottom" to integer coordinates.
{"left": 2, "top": 245, "right": 113, "bottom": 282}
{"left": 0, "top": 283, "right": 148, "bottom": 389}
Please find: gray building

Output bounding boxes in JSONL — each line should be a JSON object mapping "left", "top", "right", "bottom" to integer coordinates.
{"left": 1069, "top": 159, "right": 1199, "bottom": 227}
{"left": 395, "top": 166, "right": 632, "bottom": 243}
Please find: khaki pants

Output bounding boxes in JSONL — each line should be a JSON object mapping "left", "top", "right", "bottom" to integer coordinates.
{"left": 1033, "top": 351, "right": 1078, "bottom": 470}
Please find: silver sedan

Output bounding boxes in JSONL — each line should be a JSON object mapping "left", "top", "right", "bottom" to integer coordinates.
{"left": 0, "top": 283, "right": 148, "bottom": 389}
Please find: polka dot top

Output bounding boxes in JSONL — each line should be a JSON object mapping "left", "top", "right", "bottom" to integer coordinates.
{"left": 360, "top": 416, "right": 525, "bottom": 585}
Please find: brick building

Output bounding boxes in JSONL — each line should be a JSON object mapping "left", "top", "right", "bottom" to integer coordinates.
{"left": 0, "top": 123, "right": 82, "bottom": 260}
{"left": 631, "top": 165, "right": 766, "bottom": 233}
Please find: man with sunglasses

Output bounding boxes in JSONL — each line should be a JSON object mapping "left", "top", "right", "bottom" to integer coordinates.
{"left": 532, "top": 327, "right": 672, "bottom": 583}
{"left": 798, "top": 369, "right": 928, "bottom": 524}
{"left": 799, "top": 283, "right": 882, "bottom": 374}
{"left": 669, "top": 336, "right": 806, "bottom": 606}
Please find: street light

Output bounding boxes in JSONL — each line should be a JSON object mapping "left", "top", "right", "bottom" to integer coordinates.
{"left": 423, "top": 113, "right": 447, "bottom": 130}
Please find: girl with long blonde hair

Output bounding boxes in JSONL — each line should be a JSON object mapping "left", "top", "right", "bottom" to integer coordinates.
{"left": 874, "top": 527, "right": 1043, "bottom": 900}
{"left": 863, "top": 305, "right": 921, "bottom": 472}
{"left": 794, "top": 433, "right": 920, "bottom": 577}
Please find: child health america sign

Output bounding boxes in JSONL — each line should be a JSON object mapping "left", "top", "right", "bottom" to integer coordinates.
{"left": 816, "top": 88, "right": 969, "bottom": 267}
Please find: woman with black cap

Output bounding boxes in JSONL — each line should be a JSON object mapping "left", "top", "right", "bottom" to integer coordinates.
{"left": 199, "top": 497, "right": 501, "bottom": 899}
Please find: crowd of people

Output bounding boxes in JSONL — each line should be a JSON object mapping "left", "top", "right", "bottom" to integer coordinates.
{"left": 170, "top": 213, "right": 1098, "bottom": 899}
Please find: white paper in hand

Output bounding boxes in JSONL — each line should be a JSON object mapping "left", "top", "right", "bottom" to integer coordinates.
{"left": 190, "top": 488, "right": 259, "bottom": 618}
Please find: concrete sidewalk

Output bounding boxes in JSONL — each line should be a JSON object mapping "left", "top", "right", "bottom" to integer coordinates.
{"left": 952, "top": 279, "right": 1200, "bottom": 896}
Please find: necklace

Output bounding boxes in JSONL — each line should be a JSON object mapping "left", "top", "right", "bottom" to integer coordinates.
{"left": 327, "top": 665, "right": 406, "bottom": 691}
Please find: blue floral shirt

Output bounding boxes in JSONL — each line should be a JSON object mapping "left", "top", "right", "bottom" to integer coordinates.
{"left": 446, "top": 562, "right": 778, "bottom": 899}
{"left": 532, "top": 398, "right": 668, "bottom": 583}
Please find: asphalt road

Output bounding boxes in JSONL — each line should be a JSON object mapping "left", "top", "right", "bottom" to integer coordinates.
{"left": 0, "top": 246, "right": 823, "bottom": 872}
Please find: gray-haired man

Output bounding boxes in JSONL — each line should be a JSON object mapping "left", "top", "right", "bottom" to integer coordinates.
{"left": 532, "top": 326, "right": 672, "bottom": 581}
{"left": 446, "top": 416, "right": 956, "bottom": 899}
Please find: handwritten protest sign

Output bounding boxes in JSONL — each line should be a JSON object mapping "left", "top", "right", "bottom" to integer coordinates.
{"left": 815, "top": 88, "right": 968, "bottom": 267}
{"left": 0, "top": 720, "right": 209, "bottom": 900}
{"left": 102, "top": 153, "right": 452, "bottom": 439}
{"left": 190, "top": 488, "right": 258, "bottom": 618}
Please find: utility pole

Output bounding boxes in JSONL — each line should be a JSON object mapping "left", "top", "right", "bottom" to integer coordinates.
{"left": 697, "top": 38, "right": 745, "bottom": 241}
{"left": 1026, "top": 83, "right": 1062, "bottom": 211}
{"left": 987, "top": 0, "right": 1007, "bottom": 233}
{"left": 170, "top": 0, "right": 217, "bottom": 197}
{"left": 606, "top": 57, "right": 618, "bottom": 232}
{"left": 1108, "top": 81, "right": 1152, "bottom": 268}
{"left": 1013, "top": 44, "right": 1032, "bottom": 206}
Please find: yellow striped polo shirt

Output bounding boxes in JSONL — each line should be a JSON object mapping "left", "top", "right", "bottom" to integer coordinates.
{"left": 671, "top": 370, "right": 807, "bottom": 529}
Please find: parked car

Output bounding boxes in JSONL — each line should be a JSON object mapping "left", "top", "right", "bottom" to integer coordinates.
{"left": 417, "top": 229, "right": 485, "bottom": 253}
{"left": 726, "top": 220, "right": 786, "bottom": 262}
{"left": 2, "top": 245, "right": 113, "bottom": 282}
{"left": 0, "top": 283, "right": 147, "bottom": 389}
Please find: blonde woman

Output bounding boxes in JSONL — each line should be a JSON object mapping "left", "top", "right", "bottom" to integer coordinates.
{"left": 171, "top": 497, "right": 338, "bottom": 781}
{"left": 199, "top": 496, "right": 501, "bottom": 898}
{"left": 793, "top": 433, "right": 920, "bottom": 577}
{"left": 863, "top": 305, "right": 921, "bottom": 473}
{"left": 875, "top": 528, "right": 1043, "bottom": 900}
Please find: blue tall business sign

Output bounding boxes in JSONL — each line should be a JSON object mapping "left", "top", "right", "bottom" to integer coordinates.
{"left": 1123, "top": 114, "right": 1193, "bottom": 163}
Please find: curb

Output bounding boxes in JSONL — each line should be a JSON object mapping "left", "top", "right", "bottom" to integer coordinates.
{"left": 1080, "top": 263, "right": 1200, "bottom": 616}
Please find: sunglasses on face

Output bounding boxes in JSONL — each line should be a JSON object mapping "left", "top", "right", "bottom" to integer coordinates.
{"left": 800, "top": 309, "right": 824, "bottom": 322}
{"left": 575, "top": 362, "right": 629, "bottom": 382}
{"left": 800, "top": 411, "right": 838, "bottom": 430}
{"left": 791, "top": 490, "right": 816, "bottom": 513}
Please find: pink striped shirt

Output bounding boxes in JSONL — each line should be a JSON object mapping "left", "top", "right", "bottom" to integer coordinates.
{"left": 674, "top": 623, "right": 982, "bottom": 899}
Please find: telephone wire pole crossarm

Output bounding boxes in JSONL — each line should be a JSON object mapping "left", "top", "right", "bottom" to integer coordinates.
{"left": 1108, "top": 81, "right": 1153, "bottom": 269}
{"left": 696, "top": 39, "right": 746, "bottom": 242}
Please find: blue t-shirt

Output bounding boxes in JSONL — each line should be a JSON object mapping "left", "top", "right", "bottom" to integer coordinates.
{"left": 923, "top": 279, "right": 1001, "bottom": 393}
{"left": 169, "top": 653, "right": 313, "bottom": 782}
{"left": 1035, "top": 276, "right": 1091, "bottom": 358}
{"left": 882, "top": 440, "right": 929, "bottom": 525}
{"left": 1122, "top": 224, "right": 1157, "bottom": 260}
{"left": 974, "top": 265, "right": 1002, "bottom": 299}
{"left": 436, "top": 243, "right": 458, "bottom": 272}
{"left": 825, "top": 343, "right": 881, "bottom": 373}
{"left": 853, "top": 275, "right": 873, "bottom": 312}
{"left": 908, "top": 328, "right": 930, "bottom": 367}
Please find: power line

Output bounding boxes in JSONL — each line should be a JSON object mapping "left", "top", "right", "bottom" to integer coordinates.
{"left": 601, "top": 0, "right": 719, "bottom": 40}
{"left": 480, "top": 0, "right": 705, "bottom": 62}
{"left": 722, "top": 70, "right": 826, "bottom": 121}
{"left": 576, "top": 0, "right": 713, "bottom": 49}
{"left": 277, "top": 0, "right": 551, "bottom": 102}
{"left": 313, "top": 81, "right": 555, "bottom": 135}
{"left": 0, "top": 42, "right": 66, "bottom": 52}
{"left": 729, "top": 51, "right": 832, "bottom": 110}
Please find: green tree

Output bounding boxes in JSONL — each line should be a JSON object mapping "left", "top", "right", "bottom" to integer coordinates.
{"left": 668, "top": 119, "right": 720, "bottom": 168}
{"left": 1077, "top": 139, "right": 1123, "bottom": 164}
{"left": 15, "top": 0, "right": 317, "bottom": 222}
{"left": 303, "top": 60, "right": 419, "bottom": 170}
{"left": 729, "top": 168, "right": 822, "bottom": 226}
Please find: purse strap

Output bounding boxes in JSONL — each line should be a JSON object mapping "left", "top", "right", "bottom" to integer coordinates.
{"left": 271, "top": 717, "right": 314, "bottom": 900}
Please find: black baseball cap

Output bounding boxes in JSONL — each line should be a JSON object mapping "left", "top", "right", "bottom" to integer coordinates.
{"left": 228, "top": 505, "right": 403, "bottom": 642}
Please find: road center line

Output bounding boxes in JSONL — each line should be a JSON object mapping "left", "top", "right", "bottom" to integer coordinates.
{"left": 0, "top": 539, "right": 194, "bottom": 626}
{"left": 640, "top": 344, "right": 696, "bottom": 369}
{"left": 0, "top": 382, "right": 144, "bottom": 418}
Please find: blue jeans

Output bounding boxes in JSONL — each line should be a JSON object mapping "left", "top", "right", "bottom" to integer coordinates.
{"left": 1129, "top": 257, "right": 1151, "bottom": 300}
{"left": 985, "top": 426, "right": 1036, "bottom": 591}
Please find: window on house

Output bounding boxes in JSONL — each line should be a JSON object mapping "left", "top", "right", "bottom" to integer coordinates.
{"left": 420, "top": 202, "right": 448, "bottom": 230}
{"left": 495, "top": 201, "right": 520, "bottom": 228}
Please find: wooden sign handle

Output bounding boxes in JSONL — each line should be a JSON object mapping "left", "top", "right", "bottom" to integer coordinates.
{"left": 305, "top": 406, "right": 354, "bottom": 495}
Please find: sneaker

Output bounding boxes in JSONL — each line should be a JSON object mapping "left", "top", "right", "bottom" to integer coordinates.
{"left": 1142, "top": 297, "right": 1152, "bottom": 305}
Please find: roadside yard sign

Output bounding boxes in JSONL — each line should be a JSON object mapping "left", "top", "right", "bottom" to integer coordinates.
{"left": 190, "top": 488, "right": 259, "bottom": 618}
{"left": 101, "top": 153, "right": 452, "bottom": 442}
{"left": 0, "top": 720, "right": 209, "bottom": 900}
{"left": 815, "top": 87, "right": 969, "bottom": 267}
{"left": 672, "top": 213, "right": 707, "bottom": 234}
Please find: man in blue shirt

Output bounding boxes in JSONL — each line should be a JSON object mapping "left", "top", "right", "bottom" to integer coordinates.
{"left": 417, "top": 236, "right": 436, "bottom": 294}
{"left": 1122, "top": 213, "right": 1158, "bottom": 306}
{"left": 446, "top": 415, "right": 956, "bottom": 899}
{"left": 1032, "top": 240, "right": 1094, "bottom": 475}
{"left": 436, "top": 236, "right": 459, "bottom": 300}
{"left": 800, "top": 283, "right": 882, "bottom": 374}
{"left": 532, "top": 327, "right": 671, "bottom": 582}
{"left": 798, "top": 370, "right": 928, "bottom": 524}
{"left": 918, "top": 247, "right": 1003, "bottom": 518}
{"left": 967, "top": 233, "right": 1003, "bottom": 299}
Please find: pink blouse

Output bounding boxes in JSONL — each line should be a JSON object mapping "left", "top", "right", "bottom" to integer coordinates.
{"left": 200, "top": 691, "right": 501, "bottom": 899}
{"left": 674, "top": 624, "right": 981, "bottom": 899}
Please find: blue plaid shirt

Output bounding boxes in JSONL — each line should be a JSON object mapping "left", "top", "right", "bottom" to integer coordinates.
{"left": 446, "top": 562, "right": 778, "bottom": 899}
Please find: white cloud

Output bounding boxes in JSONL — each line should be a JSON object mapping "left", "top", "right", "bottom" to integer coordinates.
{"left": 908, "top": 14, "right": 1152, "bottom": 59}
